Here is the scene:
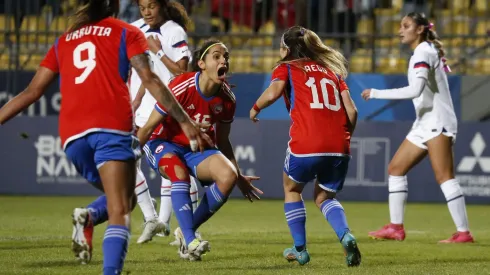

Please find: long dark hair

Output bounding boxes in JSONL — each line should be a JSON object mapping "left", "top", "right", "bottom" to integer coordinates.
{"left": 190, "top": 39, "right": 225, "bottom": 72}
{"left": 278, "top": 26, "right": 348, "bottom": 79}
{"left": 134, "top": 0, "right": 191, "bottom": 30}
{"left": 68, "top": 0, "right": 119, "bottom": 32}
{"left": 406, "top": 12, "right": 445, "bottom": 58}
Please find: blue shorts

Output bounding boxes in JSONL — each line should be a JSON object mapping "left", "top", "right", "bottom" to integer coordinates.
{"left": 65, "top": 132, "right": 141, "bottom": 186}
{"left": 143, "top": 139, "right": 221, "bottom": 181}
{"left": 284, "top": 149, "right": 350, "bottom": 193}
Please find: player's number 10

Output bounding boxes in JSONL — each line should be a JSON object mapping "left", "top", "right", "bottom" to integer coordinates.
{"left": 73, "top": 42, "right": 97, "bottom": 84}
{"left": 305, "top": 77, "right": 341, "bottom": 111}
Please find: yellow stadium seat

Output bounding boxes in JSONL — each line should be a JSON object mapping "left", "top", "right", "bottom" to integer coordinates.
{"left": 229, "top": 50, "right": 253, "bottom": 73}
{"left": 0, "top": 54, "right": 9, "bottom": 70}
{"left": 472, "top": 59, "right": 490, "bottom": 74}
{"left": 259, "top": 55, "right": 279, "bottom": 72}
{"left": 230, "top": 24, "right": 253, "bottom": 47}
{"left": 377, "top": 20, "right": 399, "bottom": 48}
{"left": 12, "top": 16, "right": 49, "bottom": 44}
{"left": 474, "top": 21, "right": 490, "bottom": 47}
{"left": 250, "top": 21, "right": 275, "bottom": 47}
{"left": 349, "top": 55, "right": 372, "bottom": 73}
{"left": 47, "top": 16, "right": 72, "bottom": 44}
{"left": 445, "top": 21, "right": 470, "bottom": 47}
{"left": 475, "top": 0, "right": 487, "bottom": 13}
{"left": 392, "top": 0, "right": 403, "bottom": 11}
{"left": 374, "top": 8, "right": 398, "bottom": 16}
{"left": 0, "top": 15, "right": 15, "bottom": 44}
{"left": 323, "top": 39, "right": 340, "bottom": 49}
{"left": 449, "top": 0, "right": 471, "bottom": 12}
{"left": 377, "top": 57, "right": 408, "bottom": 74}
{"left": 356, "top": 19, "right": 374, "bottom": 45}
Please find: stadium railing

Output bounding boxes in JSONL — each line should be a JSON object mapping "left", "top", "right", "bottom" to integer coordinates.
{"left": 0, "top": 0, "right": 488, "bottom": 79}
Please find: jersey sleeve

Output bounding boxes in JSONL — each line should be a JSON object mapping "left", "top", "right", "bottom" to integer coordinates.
{"left": 155, "top": 79, "right": 189, "bottom": 116}
{"left": 40, "top": 44, "right": 59, "bottom": 73}
{"left": 412, "top": 48, "right": 431, "bottom": 80}
{"left": 162, "top": 28, "right": 191, "bottom": 62}
{"left": 126, "top": 27, "right": 149, "bottom": 60}
{"left": 270, "top": 64, "right": 289, "bottom": 83}
{"left": 338, "top": 77, "right": 349, "bottom": 93}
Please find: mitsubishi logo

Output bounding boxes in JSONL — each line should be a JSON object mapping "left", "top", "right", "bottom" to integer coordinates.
{"left": 457, "top": 133, "right": 490, "bottom": 173}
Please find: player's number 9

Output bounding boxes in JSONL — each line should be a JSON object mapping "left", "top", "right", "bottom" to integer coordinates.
{"left": 73, "top": 42, "right": 97, "bottom": 84}
{"left": 306, "top": 77, "right": 341, "bottom": 111}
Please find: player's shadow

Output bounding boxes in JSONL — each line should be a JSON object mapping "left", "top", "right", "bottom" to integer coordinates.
{"left": 0, "top": 244, "right": 66, "bottom": 251}
{"left": 23, "top": 260, "right": 102, "bottom": 268}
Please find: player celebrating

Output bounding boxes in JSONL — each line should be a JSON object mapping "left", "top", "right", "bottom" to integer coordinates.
{"left": 129, "top": 0, "right": 202, "bottom": 244}
{"left": 0, "top": 0, "right": 210, "bottom": 273}
{"left": 250, "top": 26, "right": 361, "bottom": 267}
{"left": 362, "top": 12, "right": 473, "bottom": 243}
{"left": 138, "top": 39, "right": 263, "bottom": 261}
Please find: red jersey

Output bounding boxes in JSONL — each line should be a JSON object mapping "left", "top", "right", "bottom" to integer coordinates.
{"left": 272, "top": 60, "right": 351, "bottom": 155}
{"left": 150, "top": 72, "right": 236, "bottom": 147}
{"left": 40, "top": 17, "right": 148, "bottom": 149}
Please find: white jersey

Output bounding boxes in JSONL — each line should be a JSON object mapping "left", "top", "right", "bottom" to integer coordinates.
{"left": 371, "top": 41, "right": 457, "bottom": 134}
{"left": 408, "top": 42, "right": 457, "bottom": 133}
{"left": 129, "top": 19, "right": 191, "bottom": 127}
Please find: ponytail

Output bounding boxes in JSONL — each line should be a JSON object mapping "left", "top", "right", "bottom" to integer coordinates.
{"left": 427, "top": 29, "right": 445, "bottom": 58}
{"left": 164, "top": 1, "right": 191, "bottom": 31}
{"left": 278, "top": 26, "right": 348, "bottom": 79}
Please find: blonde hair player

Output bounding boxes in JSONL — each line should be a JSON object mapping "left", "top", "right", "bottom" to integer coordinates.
{"left": 362, "top": 12, "right": 473, "bottom": 243}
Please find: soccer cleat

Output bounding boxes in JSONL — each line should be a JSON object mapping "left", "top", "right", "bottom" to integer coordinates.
{"left": 173, "top": 227, "right": 210, "bottom": 261}
{"left": 341, "top": 232, "right": 361, "bottom": 267}
{"left": 142, "top": 198, "right": 159, "bottom": 223}
{"left": 283, "top": 246, "right": 310, "bottom": 265}
{"left": 156, "top": 222, "right": 171, "bottom": 238}
{"left": 439, "top": 231, "right": 474, "bottom": 243}
{"left": 368, "top": 223, "right": 406, "bottom": 241}
{"left": 71, "top": 208, "right": 93, "bottom": 264}
{"left": 170, "top": 228, "right": 203, "bottom": 246}
{"left": 137, "top": 218, "right": 167, "bottom": 244}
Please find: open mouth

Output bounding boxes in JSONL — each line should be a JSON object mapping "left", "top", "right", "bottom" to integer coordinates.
{"left": 217, "top": 67, "right": 227, "bottom": 81}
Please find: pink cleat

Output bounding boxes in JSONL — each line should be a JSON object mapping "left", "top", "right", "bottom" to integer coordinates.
{"left": 439, "top": 231, "right": 474, "bottom": 243}
{"left": 368, "top": 223, "right": 406, "bottom": 241}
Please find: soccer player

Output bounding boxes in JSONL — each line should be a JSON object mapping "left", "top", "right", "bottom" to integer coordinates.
{"left": 362, "top": 12, "right": 473, "bottom": 243}
{"left": 0, "top": 0, "right": 210, "bottom": 273}
{"left": 130, "top": 0, "right": 202, "bottom": 244}
{"left": 138, "top": 39, "right": 263, "bottom": 261}
{"left": 249, "top": 26, "right": 361, "bottom": 267}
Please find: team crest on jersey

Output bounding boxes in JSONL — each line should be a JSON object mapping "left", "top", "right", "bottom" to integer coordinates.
{"left": 155, "top": 144, "right": 165, "bottom": 154}
{"left": 213, "top": 104, "right": 223, "bottom": 114}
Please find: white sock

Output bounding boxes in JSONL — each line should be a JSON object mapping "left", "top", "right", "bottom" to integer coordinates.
{"left": 440, "top": 179, "right": 469, "bottom": 232}
{"left": 159, "top": 177, "right": 173, "bottom": 225}
{"left": 190, "top": 177, "right": 199, "bottom": 211}
{"left": 388, "top": 175, "right": 408, "bottom": 225}
{"left": 135, "top": 161, "right": 158, "bottom": 221}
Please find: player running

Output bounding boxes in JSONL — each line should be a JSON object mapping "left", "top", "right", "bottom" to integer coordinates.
{"left": 129, "top": 0, "right": 202, "bottom": 244}
{"left": 250, "top": 26, "right": 361, "bottom": 267}
{"left": 362, "top": 12, "right": 473, "bottom": 243}
{"left": 0, "top": 0, "right": 210, "bottom": 273}
{"left": 138, "top": 39, "right": 263, "bottom": 261}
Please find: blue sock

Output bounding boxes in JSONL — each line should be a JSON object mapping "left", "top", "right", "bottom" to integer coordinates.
{"left": 86, "top": 195, "right": 108, "bottom": 226}
{"left": 193, "top": 183, "right": 226, "bottom": 230}
{"left": 284, "top": 201, "right": 307, "bottom": 250}
{"left": 102, "top": 225, "right": 130, "bottom": 275}
{"left": 171, "top": 181, "right": 195, "bottom": 245}
{"left": 321, "top": 199, "right": 350, "bottom": 241}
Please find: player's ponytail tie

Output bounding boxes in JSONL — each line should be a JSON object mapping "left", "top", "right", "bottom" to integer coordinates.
{"left": 442, "top": 57, "right": 451, "bottom": 73}
{"left": 427, "top": 22, "right": 434, "bottom": 30}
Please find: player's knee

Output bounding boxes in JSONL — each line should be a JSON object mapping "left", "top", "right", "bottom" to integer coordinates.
{"left": 283, "top": 179, "right": 302, "bottom": 194}
{"left": 434, "top": 173, "right": 453, "bottom": 185}
{"left": 217, "top": 166, "right": 238, "bottom": 187}
{"left": 107, "top": 202, "right": 129, "bottom": 219}
{"left": 158, "top": 154, "right": 190, "bottom": 182}
{"left": 314, "top": 191, "right": 336, "bottom": 208}
{"left": 388, "top": 161, "right": 406, "bottom": 176}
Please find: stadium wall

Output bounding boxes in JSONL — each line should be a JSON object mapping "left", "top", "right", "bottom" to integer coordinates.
{"left": 0, "top": 71, "right": 462, "bottom": 121}
{"left": 1, "top": 117, "right": 490, "bottom": 204}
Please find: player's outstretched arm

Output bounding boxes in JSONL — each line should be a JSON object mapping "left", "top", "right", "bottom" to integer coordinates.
{"left": 341, "top": 90, "right": 358, "bottom": 134}
{"left": 216, "top": 122, "right": 262, "bottom": 202}
{"left": 137, "top": 109, "right": 164, "bottom": 147}
{"left": 130, "top": 53, "right": 212, "bottom": 152}
{"left": 0, "top": 67, "right": 57, "bottom": 125}
{"left": 250, "top": 80, "right": 286, "bottom": 122}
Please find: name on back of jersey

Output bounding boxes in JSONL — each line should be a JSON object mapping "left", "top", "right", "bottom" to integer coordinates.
{"left": 66, "top": 26, "right": 112, "bottom": 42}
{"left": 304, "top": 64, "right": 328, "bottom": 74}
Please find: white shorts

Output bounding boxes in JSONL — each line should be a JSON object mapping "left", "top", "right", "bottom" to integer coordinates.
{"left": 406, "top": 125, "right": 456, "bottom": 150}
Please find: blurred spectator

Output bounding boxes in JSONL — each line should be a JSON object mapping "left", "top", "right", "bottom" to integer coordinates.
{"left": 119, "top": 0, "right": 140, "bottom": 23}
{"left": 211, "top": 0, "right": 273, "bottom": 33}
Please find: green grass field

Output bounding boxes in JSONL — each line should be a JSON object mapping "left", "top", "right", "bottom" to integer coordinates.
{"left": 1, "top": 197, "right": 489, "bottom": 275}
